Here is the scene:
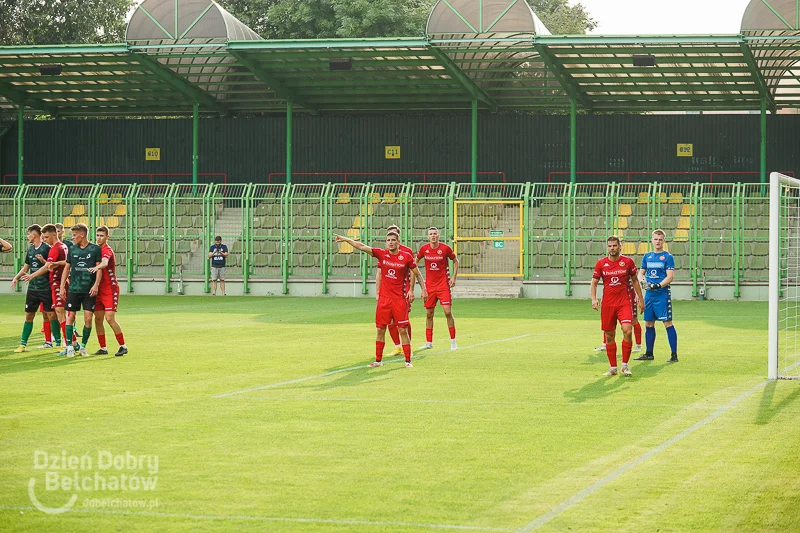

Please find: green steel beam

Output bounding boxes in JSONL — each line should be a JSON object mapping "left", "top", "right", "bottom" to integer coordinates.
{"left": 428, "top": 46, "right": 497, "bottom": 111}
{"left": 0, "top": 64, "right": 151, "bottom": 74}
{"left": 534, "top": 35, "right": 744, "bottom": 45}
{"left": 286, "top": 101, "right": 293, "bottom": 186}
{"left": 554, "top": 56, "right": 751, "bottom": 65}
{"left": 192, "top": 103, "right": 199, "bottom": 186}
{"left": 549, "top": 46, "right": 746, "bottom": 55}
{"left": 0, "top": 80, "right": 59, "bottom": 114}
{"left": 570, "top": 99, "right": 577, "bottom": 184}
{"left": 471, "top": 99, "right": 478, "bottom": 184}
{"left": 228, "top": 50, "right": 316, "bottom": 110}
{"left": 563, "top": 66, "right": 754, "bottom": 74}
{"left": 761, "top": 96, "right": 768, "bottom": 185}
{"left": 237, "top": 59, "right": 444, "bottom": 69}
{"left": 241, "top": 50, "right": 436, "bottom": 60}
{"left": 534, "top": 44, "right": 590, "bottom": 108}
{"left": 0, "top": 44, "right": 130, "bottom": 55}
{"left": 228, "top": 38, "right": 429, "bottom": 50}
{"left": 17, "top": 106, "right": 23, "bottom": 186}
{"left": 0, "top": 75, "right": 164, "bottom": 84}
{"left": 739, "top": 42, "right": 777, "bottom": 112}
{"left": 132, "top": 53, "right": 225, "bottom": 113}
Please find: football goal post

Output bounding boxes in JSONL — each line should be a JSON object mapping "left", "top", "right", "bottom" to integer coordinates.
{"left": 769, "top": 172, "right": 800, "bottom": 380}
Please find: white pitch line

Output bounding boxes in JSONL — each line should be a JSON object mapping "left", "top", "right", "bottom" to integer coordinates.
{"left": 515, "top": 379, "right": 769, "bottom": 532}
{"left": 0, "top": 505, "right": 511, "bottom": 531}
{"left": 213, "top": 334, "right": 531, "bottom": 399}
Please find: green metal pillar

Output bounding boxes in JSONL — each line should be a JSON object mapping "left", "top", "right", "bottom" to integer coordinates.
{"left": 286, "top": 101, "right": 293, "bottom": 186}
{"left": 760, "top": 96, "right": 768, "bottom": 193}
{"left": 471, "top": 99, "right": 478, "bottom": 190}
{"left": 17, "top": 105, "right": 24, "bottom": 185}
{"left": 570, "top": 99, "right": 577, "bottom": 184}
{"left": 192, "top": 102, "right": 199, "bottom": 186}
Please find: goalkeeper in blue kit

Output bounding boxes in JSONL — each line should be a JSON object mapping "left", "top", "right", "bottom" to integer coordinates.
{"left": 635, "top": 229, "right": 679, "bottom": 363}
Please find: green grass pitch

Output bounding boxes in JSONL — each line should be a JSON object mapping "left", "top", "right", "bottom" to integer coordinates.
{"left": 1, "top": 295, "right": 799, "bottom": 532}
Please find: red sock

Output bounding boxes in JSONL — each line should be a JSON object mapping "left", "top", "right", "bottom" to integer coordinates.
{"left": 633, "top": 323, "right": 642, "bottom": 345}
{"left": 375, "top": 341, "right": 385, "bottom": 362}
{"left": 43, "top": 321, "right": 52, "bottom": 342}
{"left": 388, "top": 324, "right": 401, "bottom": 346}
{"left": 402, "top": 344, "right": 411, "bottom": 363}
{"left": 115, "top": 332, "right": 125, "bottom": 346}
{"left": 622, "top": 340, "right": 633, "bottom": 364}
{"left": 98, "top": 334, "right": 107, "bottom": 349}
{"left": 60, "top": 321, "right": 67, "bottom": 343}
{"left": 426, "top": 328, "right": 433, "bottom": 343}
{"left": 601, "top": 335, "right": 606, "bottom": 345}
{"left": 406, "top": 322, "right": 412, "bottom": 342}
{"left": 606, "top": 343, "right": 618, "bottom": 367}
{"left": 449, "top": 327, "right": 456, "bottom": 340}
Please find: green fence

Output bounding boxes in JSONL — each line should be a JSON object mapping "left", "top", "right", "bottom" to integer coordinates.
{"left": 0, "top": 182, "right": 771, "bottom": 296}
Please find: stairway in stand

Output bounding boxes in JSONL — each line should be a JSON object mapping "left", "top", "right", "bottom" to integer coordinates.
{"left": 450, "top": 279, "right": 522, "bottom": 298}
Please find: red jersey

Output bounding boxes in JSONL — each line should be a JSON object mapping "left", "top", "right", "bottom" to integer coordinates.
{"left": 593, "top": 255, "right": 637, "bottom": 307}
{"left": 99, "top": 243, "right": 119, "bottom": 291}
{"left": 372, "top": 248, "right": 416, "bottom": 299}
{"left": 417, "top": 243, "right": 455, "bottom": 291}
{"left": 47, "top": 242, "right": 69, "bottom": 285}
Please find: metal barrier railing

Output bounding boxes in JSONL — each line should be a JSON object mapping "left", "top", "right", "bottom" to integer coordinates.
{"left": 1, "top": 181, "right": 772, "bottom": 296}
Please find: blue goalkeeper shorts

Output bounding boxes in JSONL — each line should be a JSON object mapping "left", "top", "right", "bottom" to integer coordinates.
{"left": 644, "top": 291, "right": 673, "bottom": 322}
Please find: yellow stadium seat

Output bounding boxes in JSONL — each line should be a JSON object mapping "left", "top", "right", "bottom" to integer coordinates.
{"left": 669, "top": 192, "right": 684, "bottom": 204}
{"left": 99, "top": 193, "right": 109, "bottom": 205}
{"left": 615, "top": 217, "right": 629, "bottom": 230}
{"left": 113, "top": 205, "right": 127, "bottom": 216}
{"left": 369, "top": 192, "right": 381, "bottom": 204}
{"left": 70, "top": 205, "right": 86, "bottom": 216}
{"left": 383, "top": 193, "right": 396, "bottom": 204}
{"left": 95, "top": 217, "right": 105, "bottom": 227}
{"left": 678, "top": 217, "right": 691, "bottom": 229}
{"left": 360, "top": 204, "right": 373, "bottom": 216}
{"left": 657, "top": 192, "right": 667, "bottom": 203}
{"left": 109, "top": 193, "right": 122, "bottom": 204}
{"left": 680, "top": 204, "right": 695, "bottom": 216}
{"left": 622, "top": 242, "right": 636, "bottom": 255}
{"left": 637, "top": 242, "right": 649, "bottom": 255}
{"left": 337, "top": 193, "right": 351, "bottom": 204}
{"left": 352, "top": 216, "right": 364, "bottom": 229}
{"left": 63, "top": 217, "right": 76, "bottom": 228}
{"left": 637, "top": 192, "right": 649, "bottom": 204}
{"left": 106, "top": 217, "right": 119, "bottom": 228}
{"left": 77, "top": 216, "right": 88, "bottom": 225}
{"left": 398, "top": 193, "right": 409, "bottom": 204}
{"left": 618, "top": 204, "right": 632, "bottom": 216}
{"left": 346, "top": 228, "right": 360, "bottom": 238}
{"left": 674, "top": 229, "right": 689, "bottom": 242}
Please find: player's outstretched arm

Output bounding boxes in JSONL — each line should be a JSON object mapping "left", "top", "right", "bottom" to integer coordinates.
{"left": 88, "top": 257, "right": 109, "bottom": 274}
{"left": 90, "top": 262, "right": 103, "bottom": 297}
{"left": 0, "top": 237, "right": 12, "bottom": 252}
{"left": 333, "top": 234, "right": 373, "bottom": 254}
{"left": 11, "top": 264, "right": 29, "bottom": 289}
{"left": 22, "top": 266, "right": 48, "bottom": 282}
{"left": 590, "top": 278, "right": 600, "bottom": 310}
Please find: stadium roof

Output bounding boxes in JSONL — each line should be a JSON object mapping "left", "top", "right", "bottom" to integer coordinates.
{"left": 2, "top": 0, "right": 800, "bottom": 116}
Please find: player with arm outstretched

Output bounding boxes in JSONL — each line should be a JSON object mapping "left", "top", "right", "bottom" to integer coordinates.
{"left": 416, "top": 227, "right": 459, "bottom": 351}
{"left": 590, "top": 236, "right": 644, "bottom": 376}
{"left": 377, "top": 224, "right": 415, "bottom": 357}
{"left": 635, "top": 229, "right": 678, "bottom": 363}
{"left": 335, "top": 231, "right": 425, "bottom": 368}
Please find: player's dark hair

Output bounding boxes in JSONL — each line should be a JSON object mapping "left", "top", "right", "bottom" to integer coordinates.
{"left": 215, "top": 236, "right": 222, "bottom": 242}
{"left": 55, "top": 223, "right": 64, "bottom": 231}
{"left": 27, "top": 224, "right": 42, "bottom": 235}
{"left": 97, "top": 225, "right": 110, "bottom": 236}
{"left": 607, "top": 236, "right": 621, "bottom": 245}
{"left": 41, "top": 224, "right": 57, "bottom": 234}
{"left": 386, "top": 231, "right": 400, "bottom": 239}
{"left": 71, "top": 223, "right": 88, "bottom": 235}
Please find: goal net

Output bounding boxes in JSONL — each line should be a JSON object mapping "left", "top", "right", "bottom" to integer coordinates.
{"left": 770, "top": 172, "right": 800, "bottom": 379}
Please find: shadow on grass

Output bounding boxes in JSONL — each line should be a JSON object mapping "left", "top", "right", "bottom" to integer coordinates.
{"left": 565, "top": 360, "right": 674, "bottom": 403}
{"left": 756, "top": 380, "right": 800, "bottom": 425}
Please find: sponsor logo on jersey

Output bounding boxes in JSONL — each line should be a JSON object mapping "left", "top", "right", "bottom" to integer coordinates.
{"left": 660, "top": 255, "right": 665, "bottom": 260}
{"left": 398, "top": 254, "right": 404, "bottom": 260}
{"left": 438, "top": 249, "right": 443, "bottom": 255}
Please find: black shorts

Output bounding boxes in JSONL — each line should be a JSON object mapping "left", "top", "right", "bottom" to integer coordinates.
{"left": 66, "top": 292, "right": 96, "bottom": 312}
{"left": 26, "top": 290, "right": 53, "bottom": 313}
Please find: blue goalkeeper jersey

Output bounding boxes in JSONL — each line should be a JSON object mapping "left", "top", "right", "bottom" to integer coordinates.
{"left": 641, "top": 251, "right": 674, "bottom": 296}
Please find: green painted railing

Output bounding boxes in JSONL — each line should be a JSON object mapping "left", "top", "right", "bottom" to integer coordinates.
{"left": 0, "top": 182, "right": 770, "bottom": 295}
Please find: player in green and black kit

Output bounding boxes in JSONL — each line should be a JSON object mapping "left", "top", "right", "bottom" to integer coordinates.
{"left": 11, "top": 225, "right": 55, "bottom": 352}
{"left": 60, "top": 223, "right": 103, "bottom": 358}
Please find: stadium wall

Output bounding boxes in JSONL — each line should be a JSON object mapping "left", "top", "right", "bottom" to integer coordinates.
{"left": 3, "top": 114, "right": 800, "bottom": 184}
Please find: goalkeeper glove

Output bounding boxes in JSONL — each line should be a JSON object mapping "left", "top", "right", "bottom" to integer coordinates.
{"left": 646, "top": 282, "right": 662, "bottom": 291}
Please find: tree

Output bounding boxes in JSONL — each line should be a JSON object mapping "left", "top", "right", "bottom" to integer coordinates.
{"left": 219, "top": 0, "right": 595, "bottom": 39}
{"left": 0, "top": 0, "right": 133, "bottom": 45}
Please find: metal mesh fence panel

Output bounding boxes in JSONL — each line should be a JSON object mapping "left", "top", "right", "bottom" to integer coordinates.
{"left": 528, "top": 183, "right": 568, "bottom": 280}
{"left": 250, "top": 184, "right": 286, "bottom": 278}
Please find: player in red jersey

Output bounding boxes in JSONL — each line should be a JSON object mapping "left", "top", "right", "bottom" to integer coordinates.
{"left": 89, "top": 226, "right": 128, "bottom": 356}
{"left": 416, "top": 227, "right": 459, "bottom": 351}
{"left": 590, "top": 236, "right": 644, "bottom": 376}
{"left": 335, "top": 231, "right": 425, "bottom": 368}
{"left": 378, "top": 224, "right": 415, "bottom": 356}
{"left": 593, "top": 277, "right": 643, "bottom": 353}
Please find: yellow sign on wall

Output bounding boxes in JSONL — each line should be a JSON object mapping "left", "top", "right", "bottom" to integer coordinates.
{"left": 146, "top": 148, "right": 161, "bottom": 161}
{"left": 385, "top": 146, "right": 400, "bottom": 159}
{"left": 677, "top": 144, "right": 693, "bottom": 157}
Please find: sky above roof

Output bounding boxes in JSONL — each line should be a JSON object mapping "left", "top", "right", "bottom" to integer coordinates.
{"left": 580, "top": 0, "right": 753, "bottom": 35}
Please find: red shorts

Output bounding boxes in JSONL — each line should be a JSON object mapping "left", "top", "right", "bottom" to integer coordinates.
{"left": 376, "top": 296, "right": 409, "bottom": 328}
{"left": 424, "top": 287, "right": 453, "bottom": 309}
{"left": 96, "top": 288, "right": 120, "bottom": 312}
{"left": 51, "top": 285, "right": 66, "bottom": 308}
{"left": 601, "top": 303, "right": 633, "bottom": 331}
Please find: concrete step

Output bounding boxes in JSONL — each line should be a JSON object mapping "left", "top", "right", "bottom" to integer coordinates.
{"left": 451, "top": 280, "right": 522, "bottom": 298}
